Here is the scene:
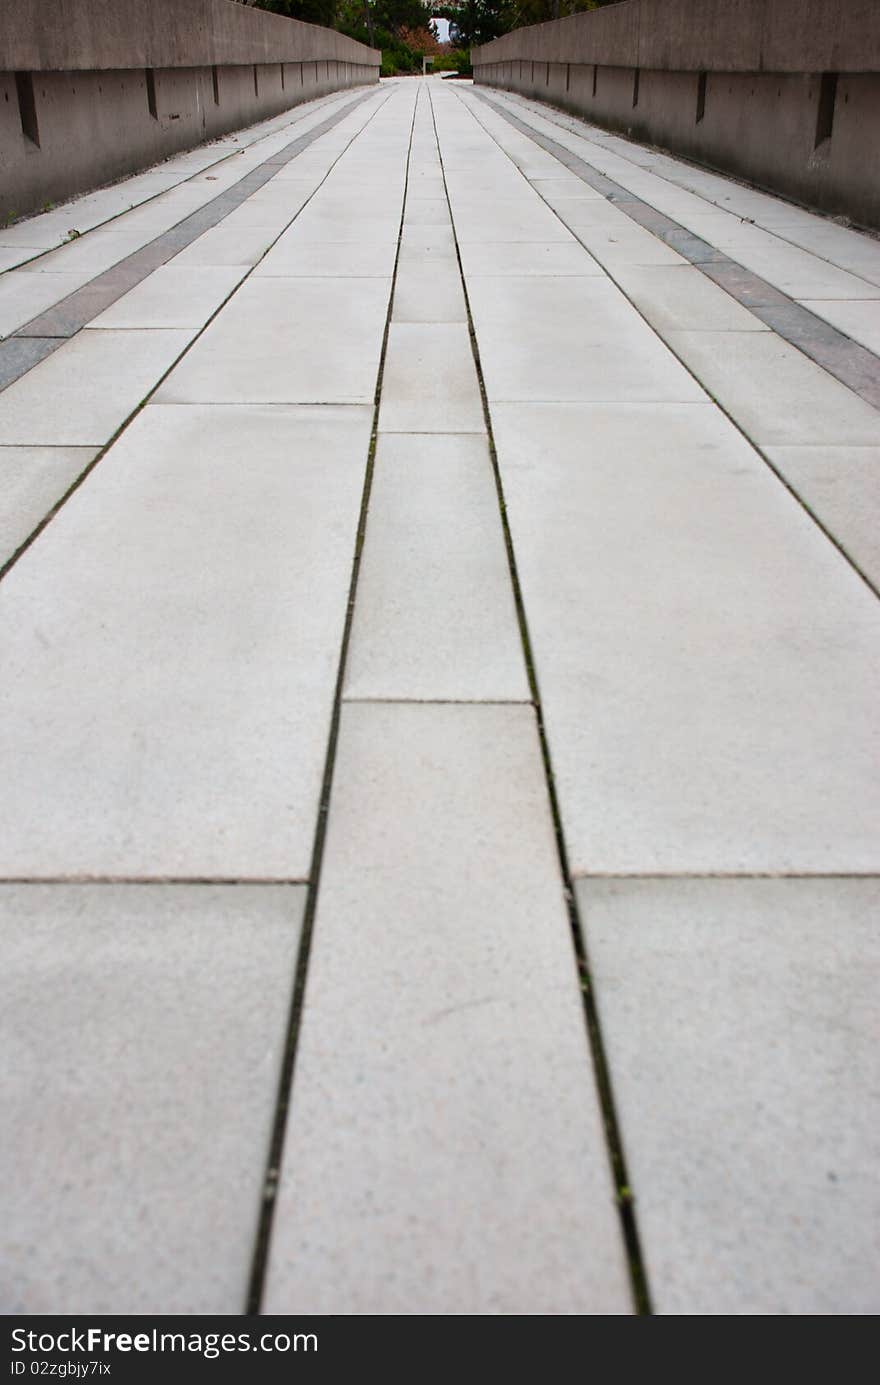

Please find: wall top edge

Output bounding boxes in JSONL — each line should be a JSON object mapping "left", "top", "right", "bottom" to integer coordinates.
{"left": 0, "top": 0, "right": 380, "bottom": 73}
{"left": 471, "top": 0, "right": 880, "bottom": 76}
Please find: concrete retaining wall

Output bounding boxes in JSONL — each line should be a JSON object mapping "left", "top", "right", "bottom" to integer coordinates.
{"left": 472, "top": 0, "right": 880, "bottom": 227}
{"left": 0, "top": 0, "right": 380, "bottom": 220}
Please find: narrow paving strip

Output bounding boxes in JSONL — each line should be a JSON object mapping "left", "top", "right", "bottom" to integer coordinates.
{"left": 0, "top": 76, "right": 878, "bottom": 1317}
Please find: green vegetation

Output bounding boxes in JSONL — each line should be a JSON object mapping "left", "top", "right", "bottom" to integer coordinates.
{"left": 246, "top": 0, "right": 621, "bottom": 72}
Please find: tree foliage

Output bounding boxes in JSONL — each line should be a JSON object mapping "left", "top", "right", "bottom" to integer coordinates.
{"left": 245, "top": 0, "right": 621, "bottom": 59}
{"left": 246, "top": 0, "right": 340, "bottom": 28}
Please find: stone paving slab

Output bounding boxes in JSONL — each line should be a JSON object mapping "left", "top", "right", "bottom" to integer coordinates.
{"left": 0, "top": 404, "right": 372, "bottom": 878}
{"left": 489, "top": 400, "right": 880, "bottom": 874}
{"left": 763, "top": 445, "right": 880, "bottom": 591}
{"left": 0, "top": 883, "right": 304, "bottom": 1314}
{"left": 577, "top": 877, "right": 880, "bottom": 1315}
{"left": 0, "top": 328, "right": 192, "bottom": 446}
{"left": 391, "top": 261, "right": 467, "bottom": 321}
{"left": 0, "top": 446, "right": 98, "bottom": 568}
{"left": 610, "top": 263, "right": 770, "bottom": 333}
{"left": 27, "top": 229, "right": 165, "bottom": 277}
{"left": 0, "top": 337, "right": 58, "bottom": 391}
{"left": 378, "top": 323, "right": 485, "bottom": 432}
{"left": 89, "top": 265, "right": 247, "bottom": 329}
{"left": 450, "top": 196, "right": 574, "bottom": 244}
{"left": 264, "top": 701, "right": 631, "bottom": 1315}
{"left": 802, "top": 299, "right": 880, "bottom": 357}
{"left": 665, "top": 330, "right": 880, "bottom": 446}
{"left": 458, "top": 240, "right": 602, "bottom": 277}
{"left": 344, "top": 433, "right": 529, "bottom": 702}
{"left": 0, "top": 269, "right": 94, "bottom": 338}
{"left": 168, "top": 224, "right": 281, "bottom": 266}
{"left": 466, "top": 275, "right": 704, "bottom": 403}
{"left": 255, "top": 237, "right": 396, "bottom": 278}
{"left": 154, "top": 278, "right": 390, "bottom": 406}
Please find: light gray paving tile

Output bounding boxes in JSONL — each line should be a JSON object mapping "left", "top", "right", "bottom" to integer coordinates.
{"left": 564, "top": 222, "right": 687, "bottom": 267}
{"left": 254, "top": 238, "right": 396, "bottom": 278}
{"left": 0, "top": 329, "right": 192, "bottom": 446}
{"left": 404, "top": 198, "right": 451, "bottom": 225}
{"left": 0, "top": 404, "right": 372, "bottom": 877}
{"left": 279, "top": 205, "right": 401, "bottom": 245}
{"left": 168, "top": 224, "right": 280, "bottom": 266}
{"left": 0, "top": 883, "right": 303, "bottom": 1314}
{"left": 451, "top": 196, "right": 573, "bottom": 244}
{"left": 459, "top": 240, "right": 603, "bottom": 277}
{"left": 155, "top": 278, "right": 389, "bottom": 405}
{"left": 406, "top": 174, "right": 446, "bottom": 198}
{"left": 529, "top": 177, "right": 607, "bottom": 201}
{"left": 0, "top": 446, "right": 98, "bottom": 567}
{"left": 765, "top": 222, "right": 880, "bottom": 288}
{"left": 577, "top": 877, "right": 880, "bottom": 1315}
{"left": 398, "top": 225, "right": 458, "bottom": 262}
{"left": 539, "top": 199, "right": 636, "bottom": 232}
{"left": 344, "top": 434, "right": 528, "bottom": 701}
{"left": 0, "top": 270, "right": 95, "bottom": 338}
{"left": 611, "top": 263, "right": 769, "bottom": 333}
{"left": 264, "top": 702, "right": 631, "bottom": 1316}
{"left": 89, "top": 266, "right": 246, "bottom": 329}
{"left": 467, "top": 277, "right": 703, "bottom": 403}
{"left": 0, "top": 248, "right": 40, "bottom": 271}
{"left": 0, "top": 336, "right": 57, "bottom": 388}
{"left": 378, "top": 323, "right": 484, "bottom": 432}
{"left": 217, "top": 185, "right": 318, "bottom": 231}
{"left": 687, "top": 223, "right": 880, "bottom": 301}
{"left": 27, "top": 230, "right": 156, "bottom": 276}
{"left": 665, "top": 330, "right": 880, "bottom": 445}
{"left": 799, "top": 299, "right": 880, "bottom": 357}
{"left": 492, "top": 401, "right": 880, "bottom": 873}
{"left": 391, "top": 261, "right": 467, "bottom": 322}
{"left": 764, "top": 445, "right": 880, "bottom": 590}
{"left": 267, "top": 156, "right": 337, "bottom": 182}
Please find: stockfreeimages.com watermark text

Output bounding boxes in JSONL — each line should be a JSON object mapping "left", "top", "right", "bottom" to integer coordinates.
{"left": 11, "top": 1328, "right": 316, "bottom": 1366}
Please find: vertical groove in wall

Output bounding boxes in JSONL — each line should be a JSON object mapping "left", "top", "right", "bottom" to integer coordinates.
{"left": 815, "top": 70, "right": 837, "bottom": 147}
{"left": 15, "top": 71, "right": 40, "bottom": 146}
{"left": 145, "top": 67, "right": 158, "bottom": 120}
{"left": 696, "top": 69, "right": 707, "bottom": 124}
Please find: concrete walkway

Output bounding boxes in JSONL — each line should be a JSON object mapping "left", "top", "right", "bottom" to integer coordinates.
{"left": 1, "top": 77, "right": 878, "bottom": 1316}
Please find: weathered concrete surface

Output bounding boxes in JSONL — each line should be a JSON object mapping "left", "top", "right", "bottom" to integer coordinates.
{"left": 473, "top": 0, "right": 880, "bottom": 226}
{"left": 0, "top": 0, "right": 379, "bottom": 219}
{"left": 0, "top": 0, "right": 379, "bottom": 71}
{"left": 0, "top": 883, "right": 305, "bottom": 1314}
{"left": 473, "top": 0, "right": 880, "bottom": 72}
